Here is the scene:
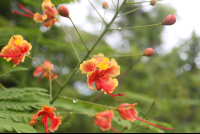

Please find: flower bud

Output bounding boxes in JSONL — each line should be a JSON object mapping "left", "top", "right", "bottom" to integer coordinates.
{"left": 58, "top": 6, "right": 69, "bottom": 18}
{"left": 162, "top": 14, "right": 176, "bottom": 25}
{"left": 102, "top": 2, "right": 109, "bottom": 9}
{"left": 143, "top": 48, "right": 154, "bottom": 57}
{"left": 150, "top": 0, "right": 156, "bottom": 6}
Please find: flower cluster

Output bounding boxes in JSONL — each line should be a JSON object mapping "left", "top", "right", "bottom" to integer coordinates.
{"left": 80, "top": 53, "right": 125, "bottom": 102}
{"left": 0, "top": 35, "right": 32, "bottom": 67}
{"left": 12, "top": 0, "right": 59, "bottom": 28}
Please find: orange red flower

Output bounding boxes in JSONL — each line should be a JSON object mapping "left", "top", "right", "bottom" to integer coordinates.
{"left": 94, "top": 110, "right": 113, "bottom": 131}
{"left": 12, "top": 0, "right": 58, "bottom": 28}
{"left": 0, "top": 35, "right": 32, "bottom": 67}
{"left": 33, "top": 60, "right": 58, "bottom": 81}
{"left": 80, "top": 54, "right": 124, "bottom": 102}
{"left": 117, "top": 103, "right": 175, "bottom": 130}
{"left": 29, "top": 105, "right": 62, "bottom": 133}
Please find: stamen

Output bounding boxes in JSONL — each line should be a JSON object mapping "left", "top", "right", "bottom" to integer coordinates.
{"left": 102, "top": 89, "right": 125, "bottom": 103}
{"left": 17, "top": 3, "right": 35, "bottom": 16}
{"left": 12, "top": 11, "right": 34, "bottom": 18}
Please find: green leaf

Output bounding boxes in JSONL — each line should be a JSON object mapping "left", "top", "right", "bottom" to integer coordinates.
{"left": 0, "top": 67, "right": 28, "bottom": 78}
{"left": 3, "top": 125, "right": 14, "bottom": 131}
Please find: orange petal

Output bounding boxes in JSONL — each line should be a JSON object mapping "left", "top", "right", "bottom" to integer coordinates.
{"left": 43, "top": 19, "right": 56, "bottom": 28}
{"left": 8, "top": 35, "right": 23, "bottom": 46}
{"left": 80, "top": 59, "right": 98, "bottom": 74}
{"left": 20, "top": 40, "right": 32, "bottom": 54}
{"left": 33, "top": 13, "right": 47, "bottom": 23}
{"left": 33, "top": 66, "right": 45, "bottom": 77}
{"left": 44, "top": 7, "right": 58, "bottom": 18}
{"left": 43, "top": 60, "right": 54, "bottom": 71}
{"left": 29, "top": 110, "right": 45, "bottom": 126}
{"left": 104, "top": 64, "right": 120, "bottom": 77}
{"left": 42, "top": 0, "right": 54, "bottom": 10}
{"left": 98, "top": 78, "right": 118, "bottom": 94}
{"left": 87, "top": 72, "right": 96, "bottom": 91}
{"left": 48, "top": 116, "right": 62, "bottom": 132}
{"left": 42, "top": 105, "right": 56, "bottom": 113}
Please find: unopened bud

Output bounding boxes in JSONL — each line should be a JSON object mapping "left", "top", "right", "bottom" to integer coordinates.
{"left": 58, "top": 6, "right": 69, "bottom": 18}
{"left": 162, "top": 14, "right": 176, "bottom": 25}
{"left": 143, "top": 48, "right": 154, "bottom": 57}
{"left": 150, "top": 0, "right": 156, "bottom": 6}
{"left": 102, "top": 2, "right": 109, "bottom": 9}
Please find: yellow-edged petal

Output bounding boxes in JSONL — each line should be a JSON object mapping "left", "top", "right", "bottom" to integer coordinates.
{"left": 80, "top": 59, "right": 98, "bottom": 74}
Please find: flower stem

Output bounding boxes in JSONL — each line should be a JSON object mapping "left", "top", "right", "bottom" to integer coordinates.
{"left": 26, "top": 55, "right": 62, "bottom": 87}
{"left": 109, "top": 23, "right": 162, "bottom": 30}
{"left": 117, "top": 5, "right": 149, "bottom": 17}
{"left": 49, "top": 69, "right": 52, "bottom": 101}
{"left": 59, "top": 22, "right": 81, "bottom": 62}
{"left": 111, "top": 0, "right": 117, "bottom": 10}
{"left": 100, "top": 9, "right": 107, "bottom": 34}
{"left": 69, "top": 17, "right": 89, "bottom": 52}
{"left": 50, "top": 0, "right": 128, "bottom": 105}
{"left": 0, "top": 83, "right": 6, "bottom": 91}
{"left": 91, "top": 54, "right": 143, "bottom": 58}
{"left": 126, "top": 0, "right": 163, "bottom": 4}
{"left": 59, "top": 96, "right": 115, "bottom": 109}
{"left": 88, "top": 0, "right": 107, "bottom": 25}
{"left": 58, "top": 111, "right": 95, "bottom": 117}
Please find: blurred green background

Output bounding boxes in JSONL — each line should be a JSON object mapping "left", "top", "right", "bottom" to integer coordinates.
{"left": 0, "top": 0, "right": 199, "bottom": 133}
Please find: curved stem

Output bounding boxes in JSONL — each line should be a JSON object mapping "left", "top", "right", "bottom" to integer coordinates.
{"left": 117, "top": 5, "right": 149, "bottom": 17}
{"left": 26, "top": 55, "right": 62, "bottom": 87}
{"left": 69, "top": 17, "right": 89, "bottom": 52}
{"left": 111, "top": 0, "right": 117, "bottom": 10}
{"left": 59, "top": 22, "right": 81, "bottom": 62}
{"left": 50, "top": 0, "right": 128, "bottom": 105}
{"left": 88, "top": 0, "right": 107, "bottom": 25}
{"left": 59, "top": 96, "right": 115, "bottom": 109}
{"left": 91, "top": 54, "right": 143, "bottom": 58}
{"left": 100, "top": 9, "right": 107, "bottom": 34}
{"left": 0, "top": 83, "right": 6, "bottom": 91}
{"left": 58, "top": 111, "right": 95, "bottom": 116}
{"left": 109, "top": 23, "right": 162, "bottom": 30}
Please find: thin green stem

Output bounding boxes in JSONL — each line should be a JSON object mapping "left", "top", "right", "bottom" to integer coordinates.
{"left": 59, "top": 22, "right": 81, "bottom": 61}
{"left": 117, "top": 5, "right": 149, "bottom": 17}
{"left": 50, "top": 0, "right": 128, "bottom": 105}
{"left": 58, "top": 111, "right": 95, "bottom": 116}
{"left": 109, "top": 23, "right": 162, "bottom": 30}
{"left": 100, "top": 9, "right": 107, "bottom": 34}
{"left": 69, "top": 17, "right": 89, "bottom": 52}
{"left": 0, "top": 83, "right": 6, "bottom": 91}
{"left": 111, "top": 0, "right": 117, "bottom": 10}
{"left": 117, "top": 0, "right": 120, "bottom": 12}
{"left": 26, "top": 55, "right": 62, "bottom": 87}
{"left": 59, "top": 96, "right": 116, "bottom": 109}
{"left": 91, "top": 54, "right": 143, "bottom": 58}
{"left": 126, "top": 0, "right": 163, "bottom": 4}
{"left": 49, "top": 69, "right": 52, "bottom": 101}
{"left": 88, "top": 0, "right": 107, "bottom": 25}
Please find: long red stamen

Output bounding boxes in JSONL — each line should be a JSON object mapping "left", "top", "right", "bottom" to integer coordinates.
{"left": 0, "top": 54, "right": 21, "bottom": 57}
{"left": 12, "top": 11, "right": 34, "bottom": 18}
{"left": 44, "top": 114, "right": 49, "bottom": 133}
{"left": 133, "top": 116, "right": 176, "bottom": 130}
{"left": 102, "top": 89, "right": 125, "bottom": 103}
{"left": 17, "top": 3, "right": 35, "bottom": 16}
{"left": 111, "top": 127, "right": 119, "bottom": 133}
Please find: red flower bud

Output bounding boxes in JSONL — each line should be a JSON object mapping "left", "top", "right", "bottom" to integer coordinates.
{"left": 150, "top": 0, "right": 156, "bottom": 6}
{"left": 162, "top": 14, "right": 176, "bottom": 25}
{"left": 102, "top": 2, "right": 109, "bottom": 9}
{"left": 143, "top": 48, "right": 154, "bottom": 57}
{"left": 58, "top": 6, "right": 69, "bottom": 18}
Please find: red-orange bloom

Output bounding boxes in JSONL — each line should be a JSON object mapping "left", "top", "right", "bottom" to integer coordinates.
{"left": 33, "top": 60, "right": 58, "bottom": 81}
{"left": 12, "top": 0, "right": 58, "bottom": 28}
{"left": 80, "top": 55, "right": 124, "bottom": 102}
{"left": 94, "top": 110, "right": 113, "bottom": 131}
{"left": 0, "top": 35, "right": 32, "bottom": 68}
{"left": 117, "top": 103, "right": 175, "bottom": 130}
{"left": 29, "top": 105, "right": 62, "bottom": 133}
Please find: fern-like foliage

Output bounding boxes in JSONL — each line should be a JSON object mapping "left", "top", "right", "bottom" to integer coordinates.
{"left": 0, "top": 87, "right": 51, "bottom": 133}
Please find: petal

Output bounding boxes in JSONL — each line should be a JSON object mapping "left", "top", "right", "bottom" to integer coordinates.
{"left": 87, "top": 72, "right": 96, "bottom": 91}
{"left": 91, "top": 53, "right": 104, "bottom": 63}
{"left": 43, "top": 60, "right": 54, "bottom": 71}
{"left": 20, "top": 40, "right": 32, "bottom": 53}
{"left": 44, "top": 7, "right": 58, "bottom": 18}
{"left": 43, "top": 19, "right": 56, "bottom": 28}
{"left": 33, "top": 66, "right": 45, "bottom": 77}
{"left": 80, "top": 59, "right": 98, "bottom": 74}
{"left": 33, "top": 13, "right": 47, "bottom": 23}
{"left": 42, "top": 105, "right": 56, "bottom": 114}
{"left": 8, "top": 35, "right": 23, "bottom": 46}
{"left": 48, "top": 116, "right": 62, "bottom": 132}
{"left": 104, "top": 64, "right": 120, "bottom": 77}
{"left": 98, "top": 78, "right": 118, "bottom": 94}
{"left": 29, "top": 110, "right": 45, "bottom": 126}
{"left": 42, "top": 0, "right": 54, "bottom": 10}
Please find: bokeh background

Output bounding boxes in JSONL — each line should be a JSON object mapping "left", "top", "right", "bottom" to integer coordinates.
{"left": 0, "top": 0, "right": 199, "bottom": 133}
